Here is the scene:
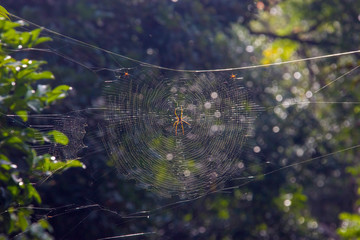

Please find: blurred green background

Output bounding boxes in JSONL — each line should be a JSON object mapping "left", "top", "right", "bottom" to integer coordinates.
{"left": 1, "top": 0, "right": 360, "bottom": 239}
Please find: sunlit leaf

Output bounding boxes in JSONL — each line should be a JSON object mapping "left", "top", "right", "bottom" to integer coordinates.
{"left": 48, "top": 130, "right": 69, "bottom": 145}
{"left": 6, "top": 136, "right": 22, "bottom": 144}
{"left": 39, "top": 159, "right": 85, "bottom": 172}
{"left": 0, "top": 5, "right": 10, "bottom": 20}
{"left": 27, "top": 71, "right": 54, "bottom": 81}
{"left": 52, "top": 85, "right": 71, "bottom": 92}
{"left": 15, "top": 110, "right": 28, "bottom": 122}
{"left": 33, "top": 36, "right": 52, "bottom": 46}
{"left": 30, "top": 28, "right": 41, "bottom": 42}
{"left": 26, "top": 183, "right": 41, "bottom": 204}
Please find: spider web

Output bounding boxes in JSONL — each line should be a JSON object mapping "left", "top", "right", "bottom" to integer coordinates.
{"left": 5, "top": 112, "right": 87, "bottom": 161}
{"left": 100, "top": 69, "right": 262, "bottom": 198}
{"left": 3, "top": 11, "right": 360, "bottom": 240}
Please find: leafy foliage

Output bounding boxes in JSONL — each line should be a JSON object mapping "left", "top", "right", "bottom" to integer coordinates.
{"left": 0, "top": 15, "right": 82, "bottom": 239}
{"left": 337, "top": 166, "right": 360, "bottom": 239}
{"left": 0, "top": 6, "right": 9, "bottom": 20}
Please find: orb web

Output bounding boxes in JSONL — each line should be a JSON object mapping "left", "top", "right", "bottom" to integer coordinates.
{"left": 46, "top": 114, "right": 87, "bottom": 160}
{"left": 100, "top": 69, "right": 262, "bottom": 198}
{"left": 6, "top": 113, "right": 87, "bottom": 161}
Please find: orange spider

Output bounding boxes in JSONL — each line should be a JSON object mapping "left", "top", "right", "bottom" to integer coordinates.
{"left": 173, "top": 106, "right": 190, "bottom": 135}
{"left": 124, "top": 72, "right": 130, "bottom": 77}
{"left": 230, "top": 73, "right": 236, "bottom": 79}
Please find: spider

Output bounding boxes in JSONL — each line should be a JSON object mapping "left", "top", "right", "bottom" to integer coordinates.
{"left": 173, "top": 106, "right": 190, "bottom": 135}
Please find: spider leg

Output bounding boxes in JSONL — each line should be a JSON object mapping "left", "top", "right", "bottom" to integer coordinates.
{"left": 173, "top": 120, "right": 178, "bottom": 127}
{"left": 182, "top": 120, "right": 190, "bottom": 125}
{"left": 175, "top": 122, "right": 178, "bottom": 135}
{"left": 174, "top": 108, "right": 178, "bottom": 118}
{"left": 181, "top": 122, "right": 184, "bottom": 135}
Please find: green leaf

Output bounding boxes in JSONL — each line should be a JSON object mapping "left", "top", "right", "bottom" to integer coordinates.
{"left": 30, "top": 28, "right": 41, "bottom": 42}
{"left": 48, "top": 159, "right": 84, "bottom": 171}
{"left": 52, "top": 85, "right": 71, "bottom": 92}
{"left": 33, "top": 36, "right": 52, "bottom": 46}
{"left": 38, "top": 219, "right": 52, "bottom": 231}
{"left": 41, "top": 157, "right": 50, "bottom": 171}
{"left": 46, "top": 85, "right": 70, "bottom": 103}
{"left": 18, "top": 210, "right": 29, "bottom": 231}
{"left": 6, "top": 136, "right": 22, "bottom": 144}
{"left": 36, "top": 157, "right": 84, "bottom": 172}
{"left": 0, "top": 5, "right": 10, "bottom": 20}
{"left": 0, "top": 154, "right": 9, "bottom": 161}
{"left": 1, "top": 21, "right": 21, "bottom": 32}
{"left": 15, "top": 110, "right": 28, "bottom": 122}
{"left": 16, "top": 68, "right": 35, "bottom": 80}
{"left": 20, "top": 32, "right": 31, "bottom": 46}
{"left": 14, "top": 84, "right": 28, "bottom": 97}
{"left": 48, "top": 130, "right": 69, "bottom": 145}
{"left": 7, "top": 185, "right": 19, "bottom": 197}
{"left": 27, "top": 71, "right": 54, "bottom": 81}
{"left": 0, "top": 160, "right": 11, "bottom": 171}
{"left": 26, "top": 183, "right": 41, "bottom": 204}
